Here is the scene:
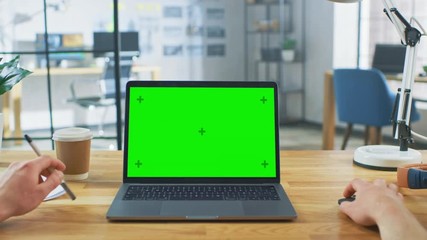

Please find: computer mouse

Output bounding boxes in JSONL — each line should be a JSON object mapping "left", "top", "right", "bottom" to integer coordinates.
{"left": 338, "top": 195, "right": 356, "bottom": 205}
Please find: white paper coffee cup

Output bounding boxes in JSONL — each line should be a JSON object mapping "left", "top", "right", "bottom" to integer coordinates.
{"left": 53, "top": 128, "right": 93, "bottom": 180}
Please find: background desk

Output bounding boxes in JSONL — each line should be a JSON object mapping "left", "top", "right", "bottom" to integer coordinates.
{"left": 1, "top": 66, "right": 160, "bottom": 142}
{"left": 322, "top": 70, "right": 427, "bottom": 150}
{"left": 1, "top": 150, "right": 426, "bottom": 239}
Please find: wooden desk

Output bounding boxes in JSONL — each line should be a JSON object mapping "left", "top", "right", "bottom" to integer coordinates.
{"left": 30, "top": 65, "right": 161, "bottom": 79}
{"left": 322, "top": 70, "right": 427, "bottom": 150}
{"left": 1, "top": 66, "right": 160, "bottom": 143}
{"left": 1, "top": 150, "right": 426, "bottom": 239}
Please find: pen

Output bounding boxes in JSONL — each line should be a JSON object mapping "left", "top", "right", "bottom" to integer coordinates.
{"left": 24, "top": 134, "right": 76, "bottom": 201}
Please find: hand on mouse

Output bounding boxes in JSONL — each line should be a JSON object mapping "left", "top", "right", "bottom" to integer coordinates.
{"left": 339, "top": 178, "right": 427, "bottom": 239}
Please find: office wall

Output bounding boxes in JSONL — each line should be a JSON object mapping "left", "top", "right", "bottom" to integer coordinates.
{"left": 9, "top": 0, "right": 245, "bottom": 80}
{"left": 123, "top": 0, "right": 245, "bottom": 81}
{"left": 333, "top": 3, "right": 359, "bottom": 68}
{"left": 303, "top": 0, "right": 334, "bottom": 123}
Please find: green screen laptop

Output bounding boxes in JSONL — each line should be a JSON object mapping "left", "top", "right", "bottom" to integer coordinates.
{"left": 107, "top": 81, "right": 297, "bottom": 220}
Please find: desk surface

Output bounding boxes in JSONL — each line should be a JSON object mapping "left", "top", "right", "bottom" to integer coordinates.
{"left": 1, "top": 150, "right": 426, "bottom": 239}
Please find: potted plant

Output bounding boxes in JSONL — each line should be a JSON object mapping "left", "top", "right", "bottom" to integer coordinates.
{"left": 281, "top": 38, "right": 296, "bottom": 62}
{"left": 0, "top": 55, "right": 32, "bottom": 148}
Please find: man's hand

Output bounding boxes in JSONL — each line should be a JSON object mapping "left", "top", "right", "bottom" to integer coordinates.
{"left": 0, "top": 155, "right": 65, "bottom": 222}
{"left": 339, "top": 178, "right": 427, "bottom": 240}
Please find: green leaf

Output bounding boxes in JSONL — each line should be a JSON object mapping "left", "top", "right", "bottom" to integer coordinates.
{"left": 282, "top": 39, "right": 296, "bottom": 50}
{"left": 0, "top": 56, "right": 32, "bottom": 95}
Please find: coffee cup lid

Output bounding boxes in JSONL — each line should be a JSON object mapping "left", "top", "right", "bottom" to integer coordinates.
{"left": 52, "top": 127, "right": 93, "bottom": 142}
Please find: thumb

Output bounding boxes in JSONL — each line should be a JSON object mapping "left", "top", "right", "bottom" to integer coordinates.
{"left": 339, "top": 201, "right": 354, "bottom": 216}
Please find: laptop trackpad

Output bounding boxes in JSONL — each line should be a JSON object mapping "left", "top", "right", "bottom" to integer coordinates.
{"left": 161, "top": 201, "right": 244, "bottom": 219}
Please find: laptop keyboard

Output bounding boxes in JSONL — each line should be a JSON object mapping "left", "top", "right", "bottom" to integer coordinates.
{"left": 123, "top": 185, "right": 280, "bottom": 201}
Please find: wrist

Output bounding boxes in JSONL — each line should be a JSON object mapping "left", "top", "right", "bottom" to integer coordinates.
{"left": 374, "top": 198, "right": 403, "bottom": 224}
{"left": 0, "top": 209, "right": 10, "bottom": 222}
{"left": 0, "top": 195, "right": 13, "bottom": 222}
{"left": 375, "top": 198, "right": 426, "bottom": 239}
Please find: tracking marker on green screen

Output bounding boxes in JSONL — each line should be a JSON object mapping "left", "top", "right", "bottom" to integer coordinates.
{"left": 260, "top": 96, "right": 267, "bottom": 104}
{"left": 198, "top": 127, "right": 206, "bottom": 136}
{"left": 136, "top": 95, "right": 144, "bottom": 103}
{"left": 135, "top": 160, "right": 142, "bottom": 168}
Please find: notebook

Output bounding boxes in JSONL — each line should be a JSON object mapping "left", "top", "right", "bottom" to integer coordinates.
{"left": 106, "top": 81, "right": 297, "bottom": 221}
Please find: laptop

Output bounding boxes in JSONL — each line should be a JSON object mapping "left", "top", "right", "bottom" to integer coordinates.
{"left": 106, "top": 81, "right": 297, "bottom": 221}
{"left": 372, "top": 44, "right": 406, "bottom": 75}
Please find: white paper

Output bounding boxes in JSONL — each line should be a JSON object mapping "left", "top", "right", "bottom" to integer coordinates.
{"left": 42, "top": 176, "right": 66, "bottom": 201}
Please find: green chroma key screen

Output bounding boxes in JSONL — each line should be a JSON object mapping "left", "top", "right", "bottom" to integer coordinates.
{"left": 127, "top": 85, "right": 277, "bottom": 178}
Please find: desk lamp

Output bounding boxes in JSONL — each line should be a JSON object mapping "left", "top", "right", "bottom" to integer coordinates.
{"left": 329, "top": 0, "right": 426, "bottom": 170}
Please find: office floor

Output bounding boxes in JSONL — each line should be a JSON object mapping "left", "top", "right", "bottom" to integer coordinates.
{"left": 4, "top": 122, "right": 422, "bottom": 151}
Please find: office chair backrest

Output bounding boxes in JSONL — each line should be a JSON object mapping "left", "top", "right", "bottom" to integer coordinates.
{"left": 101, "top": 57, "right": 133, "bottom": 99}
{"left": 333, "top": 68, "right": 395, "bottom": 127}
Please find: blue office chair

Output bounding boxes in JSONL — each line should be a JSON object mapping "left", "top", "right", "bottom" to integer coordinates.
{"left": 333, "top": 68, "right": 420, "bottom": 150}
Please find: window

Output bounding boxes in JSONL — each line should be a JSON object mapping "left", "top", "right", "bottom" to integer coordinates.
{"left": 359, "top": 0, "right": 427, "bottom": 73}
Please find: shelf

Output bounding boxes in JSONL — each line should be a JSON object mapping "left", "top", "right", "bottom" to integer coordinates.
{"left": 256, "top": 60, "right": 302, "bottom": 64}
{"left": 246, "top": 30, "right": 282, "bottom": 34}
{"left": 245, "top": 0, "right": 290, "bottom": 6}
{"left": 245, "top": 0, "right": 304, "bottom": 121}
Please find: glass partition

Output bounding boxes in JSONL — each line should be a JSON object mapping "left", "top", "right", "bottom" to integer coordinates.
{"left": 1, "top": 0, "right": 304, "bottom": 150}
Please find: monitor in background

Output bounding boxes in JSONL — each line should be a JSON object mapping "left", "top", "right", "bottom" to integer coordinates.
{"left": 372, "top": 44, "right": 406, "bottom": 75}
{"left": 93, "top": 32, "right": 139, "bottom": 58}
{"left": 35, "top": 33, "right": 85, "bottom": 67}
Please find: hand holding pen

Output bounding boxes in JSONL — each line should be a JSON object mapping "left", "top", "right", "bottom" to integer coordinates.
{"left": 0, "top": 150, "right": 69, "bottom": 222}
{"left": 24, "top": 134, "right": 76, "bottom": 200}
